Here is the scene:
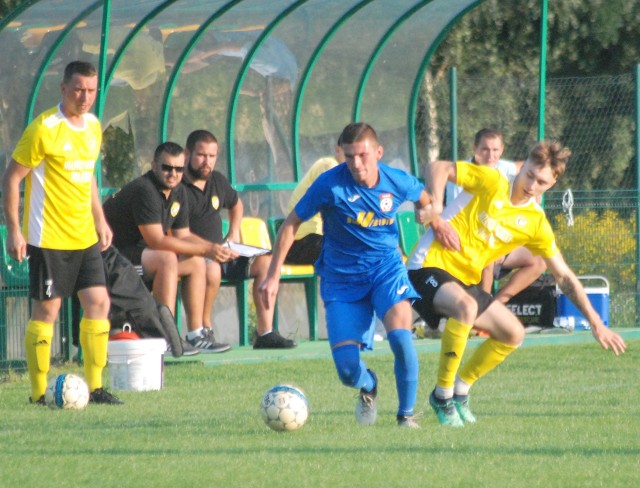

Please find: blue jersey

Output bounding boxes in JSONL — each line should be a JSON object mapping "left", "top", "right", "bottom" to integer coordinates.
{"left": 294, "top": 162, "right": 423, "bottom": 282}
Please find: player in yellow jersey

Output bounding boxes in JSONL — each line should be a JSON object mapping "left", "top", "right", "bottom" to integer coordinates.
{"left": 2, "top": 61, "right": 122, "bottom": 405}
{"left": 445, "top": 128, "right": 546, "bottom": 304}
{"left": 284, "top": 143, "right": 343, "bottom": 264}
{"left": 408, "top": 140, "right": 626, "bottom": 427}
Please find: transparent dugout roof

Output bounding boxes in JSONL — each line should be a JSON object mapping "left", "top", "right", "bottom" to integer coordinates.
{"left": 0, "top": 0, "right": 483, "bottom": 214}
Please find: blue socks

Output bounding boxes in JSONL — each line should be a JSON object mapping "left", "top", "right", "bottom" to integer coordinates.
{"left": 388, "top": 328, "right": 418, "bottom": 416}
{"left": 331, "top": 344, "right": 375, "bottom": 391}
{"left": 331, "top": 329, "right": 418, "bottom": 416}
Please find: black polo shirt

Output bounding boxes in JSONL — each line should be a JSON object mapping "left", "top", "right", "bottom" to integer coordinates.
{"left": 182, "top": 171, "right": 238, "bottom": 244}
{"left": 103, "top": 170, "right": 190, "bottom": 250}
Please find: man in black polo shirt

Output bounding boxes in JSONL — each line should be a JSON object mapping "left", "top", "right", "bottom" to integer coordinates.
{"left": 182, "top": 130, "right": 296, "bottom": 349}
{"left": 103, "top": 141, "right": 232, "bottom": 353}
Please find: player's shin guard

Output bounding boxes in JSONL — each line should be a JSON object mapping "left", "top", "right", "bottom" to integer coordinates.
{"left": 458, "top": 338, "right": 518, "bottom": 386}
{"left": 79, "top": 318, "right": 110, "bottom": 391}
{"left": 25, "top": 320, "right": 54, "bottom": 400}
{"left": 331, "top": 344, "right": 375, "bottom": 391}
{"left": 437, "top": 318, "right": 473, "bottom": 390}
{"left": 387, "top": 329, "right": 418, "bottom": 416}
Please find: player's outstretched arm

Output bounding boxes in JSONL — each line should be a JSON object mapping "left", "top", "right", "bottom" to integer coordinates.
{"left": 424, "top": 160, "right": 456, "bottom": 212}
{"left": 546, "top": 254, "right": 626, "bottom": 356}
{"left": 258, "top": 211, "right": 301, "bottom": 310}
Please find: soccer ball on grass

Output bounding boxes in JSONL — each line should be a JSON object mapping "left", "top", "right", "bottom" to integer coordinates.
{"left": 260, "top": 384, "right": 309, "bottom": 431}
{"left": 45, "top": 373, "right": 90, "bottom": 410}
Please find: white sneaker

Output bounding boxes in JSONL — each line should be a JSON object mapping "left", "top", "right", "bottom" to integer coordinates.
{"left": 397, "top": 413, "right": 422, "bottom": 429}
{"left": 355, "top": 370, "right": 378, "bottom": 425}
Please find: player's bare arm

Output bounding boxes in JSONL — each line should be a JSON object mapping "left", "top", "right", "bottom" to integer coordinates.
{"left": 178, "top": 230, "right": 239, "bottom": 262}
{"left": 226, "top": 198, "right": 243, "bottom": 243}
{"left": 546, "top": 253, "right": 626, "bottom": 356}
{"left": 139, "top": 223, "right": 208, "bottom": 258}
{"left": 91, "top": 178, "right": 112, "bottom": 250}
{"left": 259, "top": 211, "right": 302, "bottom": 310}
{"left": 424, "top": 160, "right": 457, "bottom": 214}
{"left": 414, "top": 179, "right": 461, "bottom": 251}
{"left": 413, "top": 189, "right": 440, "bottom": 229}
{"left": 1, "top": 160, "right": 30, "bottom": 261}
{"left": 172, "top": 227, "right": 239, "bottom": 262}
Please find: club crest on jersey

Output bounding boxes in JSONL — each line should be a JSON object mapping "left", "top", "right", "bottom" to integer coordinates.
{"left": 170, "top": 202, "right": 181, "bottom": 217}
{"left": 380, "top": 193, "right": 393, "bottom": 212}
{"left": 516, "top": 215, "right": 527, "bottom": 226}
{"left": 211, "top": 196, "right": 220, "bottom": 210}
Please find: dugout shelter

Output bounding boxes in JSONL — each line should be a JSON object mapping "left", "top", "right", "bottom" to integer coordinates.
{"left": 0, "top": 0, "right": 556, "bottom": 358}
{"left": 0, "top": 0, "right": 550, "bottom": 206}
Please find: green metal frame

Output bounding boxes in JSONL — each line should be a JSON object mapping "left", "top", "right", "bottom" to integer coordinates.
{"left": 537, "top": 0, "right": 548, "bottom": 141}
{"left": 104, "top": 1, "right": 179, "bottom": 109}
{"left": 353, "top": 0, "right": 432, "bottom": 122}
{"left": 226, "top": 0, "right": 310, "bottom": 186}
{"left": 160, "top": 0, "right": 245, "bottom": 144}
{"left": 408, "top": 0, "right": 484, "bottom": 176}
{"left": 1, "top": 0, "right": 564, "bottom": 350}
{"left": 24, "top": 1, "right": 103, "bottom": 126}
{"left": 449, "top": 66, "right": 458, "bottom": 162}
{"left": 266, "top": 217, "right": 318, "bottom": 341}
{"left": 292, "top": 0, "right": 374, "bottom": 180}
{"left": 0, "top": 0, "right": 32, "bottom": 31}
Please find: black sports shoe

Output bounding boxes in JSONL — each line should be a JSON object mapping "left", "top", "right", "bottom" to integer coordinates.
{"left": 166, "top": 339, "right": 200, "bottom": 357}
{"left": 253, "top": 331, "right": 297, "bottom": 349}
{"left": 186, "top": 327, "right": 232, "bottom": 353}
{"left": 29, "top": 395, "right": 46, "bottom": 406}
{"left": 179, "top": 339, "right": 200, "bottom": 356}
{"left": 89, "top": 388, "right": 124, "bottom": 405}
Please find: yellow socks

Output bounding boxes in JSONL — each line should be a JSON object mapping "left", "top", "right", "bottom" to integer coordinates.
{"left": 79, "top": 318, "right": 110, "bottom": 392}
{"left": 25, "top": 320, "right": 54, "bottom": 400}
{"left": 437, "top": 318, "right": 473, "bottom": 390}
{"left": 458, "top": 338, "right": 518, "bottom": 386}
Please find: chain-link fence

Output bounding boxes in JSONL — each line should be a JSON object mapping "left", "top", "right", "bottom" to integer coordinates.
{"left": 418, "top": 71, "right": 638, "bottom": 326}
{"left": 2, "top": 72, "right": 638, "bottom": 368}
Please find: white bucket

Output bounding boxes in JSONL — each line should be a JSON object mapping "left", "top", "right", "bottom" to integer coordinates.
{"left": 107, "top": 338, "right": 166, "bottom": 391}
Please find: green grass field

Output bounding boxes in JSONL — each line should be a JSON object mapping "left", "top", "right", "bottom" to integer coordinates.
{"left": 0, "top": 332, "right": 638, "bottom": 488}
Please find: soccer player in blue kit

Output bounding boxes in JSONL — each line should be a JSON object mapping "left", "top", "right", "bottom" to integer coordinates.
{"left": 259, "top": 122, "right": 434, "bottom": 428}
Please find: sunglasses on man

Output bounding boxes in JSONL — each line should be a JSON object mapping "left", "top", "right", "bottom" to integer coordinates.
{"left": 161, "top": 164, "right": 184, "bottom": 174}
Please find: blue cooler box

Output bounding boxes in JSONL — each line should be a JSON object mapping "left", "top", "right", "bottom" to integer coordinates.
{"left": 556, "top": 275, "right": 609, "bottom": 330}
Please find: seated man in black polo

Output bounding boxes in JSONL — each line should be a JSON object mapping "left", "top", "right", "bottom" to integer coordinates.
{"left": 103, "top": 141, "right": 232, "bottom": 353}
{"left": 182, "top": 129, "right": 296, "bottom": 349}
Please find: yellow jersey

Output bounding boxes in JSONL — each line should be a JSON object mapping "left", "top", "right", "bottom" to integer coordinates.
{"left": 12, "top": 105, "right": 102, "bottom": 250}
{"left": 407, "top": 162, "right": 559, "bottom": 285}
{"left": 286, "top": 156, "right": 339, "bottom": 239}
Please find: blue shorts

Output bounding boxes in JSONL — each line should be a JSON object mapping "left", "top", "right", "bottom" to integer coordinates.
{"left": 322, "top": 260, "right": 419, "bottom": 351}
